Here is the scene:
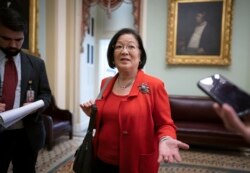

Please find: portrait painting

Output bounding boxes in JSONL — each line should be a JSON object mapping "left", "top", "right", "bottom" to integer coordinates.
{"left": 0, "top": 0, "right": 39, "bottom": 55}
{"left": 167, "top": 0, "right": 233, "bottom": 65}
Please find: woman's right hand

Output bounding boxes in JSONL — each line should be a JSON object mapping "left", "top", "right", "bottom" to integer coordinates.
{"left": 80, "top": 100, "right": 95, "bottom": 116}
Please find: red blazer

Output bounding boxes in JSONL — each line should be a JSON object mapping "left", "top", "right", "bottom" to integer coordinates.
{"left": 94, "top": 70, "right": 176, "bottom": 173}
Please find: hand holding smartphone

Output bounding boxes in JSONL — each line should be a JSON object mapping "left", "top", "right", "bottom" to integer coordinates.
{"left": 197, "top": 74, "right": 250, "bottom": 117}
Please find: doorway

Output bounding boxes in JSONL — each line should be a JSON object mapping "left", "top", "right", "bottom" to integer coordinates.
{"left": 79, "top": 1, "right": 137, "bottom": 133}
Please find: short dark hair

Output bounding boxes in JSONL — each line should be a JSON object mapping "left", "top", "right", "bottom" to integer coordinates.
{"left": 0, "top": 7, "right": 26, "bottom": 32}
{"left": 107, "top": 28, "right": 147, "bottom": 69}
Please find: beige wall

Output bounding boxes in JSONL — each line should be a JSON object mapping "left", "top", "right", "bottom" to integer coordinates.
{"left": 39, "top": 0, "right": 82, "bottom": 132}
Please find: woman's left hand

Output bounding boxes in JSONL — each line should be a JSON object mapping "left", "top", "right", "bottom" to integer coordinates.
{"left": 158, "top": 137, "right": 189, "bottom": 163}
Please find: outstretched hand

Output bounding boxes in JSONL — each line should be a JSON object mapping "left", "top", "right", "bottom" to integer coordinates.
{"left": 80, "top": 100, "right": 95, "bottom": 116}
{"left": 158, "top": 137, "right": 189, "bottom": 163}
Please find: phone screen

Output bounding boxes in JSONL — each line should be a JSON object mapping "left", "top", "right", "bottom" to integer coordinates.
{"left": 197, "top": 74, "right": 250, "bottom": 117}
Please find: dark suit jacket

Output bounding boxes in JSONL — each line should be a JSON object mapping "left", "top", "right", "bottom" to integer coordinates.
{"left": 19, "top": 51, "right": 51, "bottom": 151}
{"left": 198, "top": 24, "right": 220, "bottom": 55}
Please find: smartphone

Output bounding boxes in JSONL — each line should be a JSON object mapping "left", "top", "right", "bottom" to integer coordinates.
{"left": 197, "top": 74, "right": 250, "bottom": 117}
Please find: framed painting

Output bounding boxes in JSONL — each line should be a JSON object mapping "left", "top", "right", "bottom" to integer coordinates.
{"left": 166, "top": 0, "right": 233, "bottom": 65}
{"left": 0, "top": 0, "right": 39, "bottom": 55}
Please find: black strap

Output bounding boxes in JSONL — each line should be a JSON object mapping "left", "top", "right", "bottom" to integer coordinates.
{"left": 87, "top": 77, "right": 112, "bottom": 133}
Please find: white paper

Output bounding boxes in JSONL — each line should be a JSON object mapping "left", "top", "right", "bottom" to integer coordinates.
{"left": 0, "top": 100, "right": 44, "bottom": 128}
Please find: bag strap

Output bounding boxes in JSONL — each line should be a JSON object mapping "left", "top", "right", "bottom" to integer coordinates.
{"left": 87, "top": 77, "right": 112, "bottom": 133}
{"left": 96, "top": 77, "right": 112, "bottom": 100}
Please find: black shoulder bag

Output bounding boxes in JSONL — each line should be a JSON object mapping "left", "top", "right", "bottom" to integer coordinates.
{"left": 73, "top": 77, "right": 112, "bottom": 173}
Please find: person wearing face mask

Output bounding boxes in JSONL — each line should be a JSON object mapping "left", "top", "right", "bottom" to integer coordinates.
{"left": 80, "top": 28, "right": 189, "bottom": 173}
{"left": 0, "top": 8, "right": 51, "bottom": 173}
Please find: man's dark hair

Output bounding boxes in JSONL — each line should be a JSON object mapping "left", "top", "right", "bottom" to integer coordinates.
{"left": 0, "top": 7, "right": 26, "bottom": 32}
{"left": 107, "top": 28, "right": 147, "bottom": 69}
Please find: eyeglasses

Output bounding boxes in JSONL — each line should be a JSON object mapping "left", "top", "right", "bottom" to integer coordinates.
{"left": 113, "top": 44, "right": 138, "bottom": 52}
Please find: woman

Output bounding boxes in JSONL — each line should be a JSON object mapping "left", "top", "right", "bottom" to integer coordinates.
{"left": 80, "top": 28, "right": 189, "bottom": 173}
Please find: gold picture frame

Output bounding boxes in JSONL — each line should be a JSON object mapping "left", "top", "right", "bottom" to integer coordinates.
{"left": 27, "top": 0, "right": 39, "bottom": 56}
{"left": 166, "top": 0, "right": 233, "bottom": 65}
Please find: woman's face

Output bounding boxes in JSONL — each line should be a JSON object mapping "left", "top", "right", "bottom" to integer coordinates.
{"left": 113, "top": 34, "right": 141, "bottom": 72}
